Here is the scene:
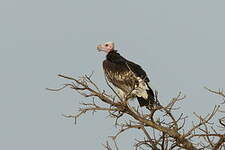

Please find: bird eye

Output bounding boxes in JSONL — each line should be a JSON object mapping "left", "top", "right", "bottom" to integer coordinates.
{"left": 105, "top": 44, "right": 108, "bottom": 47}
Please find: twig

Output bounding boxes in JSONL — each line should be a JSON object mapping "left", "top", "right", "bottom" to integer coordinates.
{"left": 205, "top": 87, "right": 225, "bottom": 98}
{"left": 50, "top": 74, "right": 225, "bottom": 150}
{"left": 184, "top": 105, "right": 220, "bottom": 138}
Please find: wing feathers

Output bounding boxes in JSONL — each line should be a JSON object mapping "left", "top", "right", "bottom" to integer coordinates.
{"left": 103, "top": 51, "right": 155, "bottom": 107}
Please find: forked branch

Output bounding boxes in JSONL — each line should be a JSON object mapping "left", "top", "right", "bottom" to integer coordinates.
{"left": 48, "top": 74, "right": 225, "bottom": 150}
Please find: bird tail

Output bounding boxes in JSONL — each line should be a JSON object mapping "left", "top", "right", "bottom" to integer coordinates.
{"left": 136, "top": 85, "right": 155, "bottom": 107}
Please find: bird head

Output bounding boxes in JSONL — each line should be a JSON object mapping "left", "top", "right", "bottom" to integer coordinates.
{"left": 97, "top": 41, "right": 115, "bottom": 53}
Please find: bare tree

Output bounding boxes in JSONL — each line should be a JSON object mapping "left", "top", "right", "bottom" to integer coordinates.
{"left": 48, "top": 73, "right": 225, "bottom": 150}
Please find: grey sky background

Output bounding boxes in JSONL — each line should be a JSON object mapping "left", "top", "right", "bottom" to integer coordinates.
{"left": 0, "top": 0, "right": 225, "bottom": 149}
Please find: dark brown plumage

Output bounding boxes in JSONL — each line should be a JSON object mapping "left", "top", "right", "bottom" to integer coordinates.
{"left": 97, "top": 42, "right": 155, "bottom": 107}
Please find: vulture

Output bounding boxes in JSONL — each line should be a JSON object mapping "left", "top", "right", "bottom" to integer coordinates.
{"left": 97, "top": 41, "right": 155, "bottom": 107}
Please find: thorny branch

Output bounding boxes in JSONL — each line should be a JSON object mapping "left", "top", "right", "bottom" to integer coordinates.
{"left": 48, "top": 74, "right": 225, "bottom": 150}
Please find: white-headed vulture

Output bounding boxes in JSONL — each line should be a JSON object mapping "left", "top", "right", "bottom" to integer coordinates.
{"left": 97, "top": 41, "right": 155, "bottom": 107}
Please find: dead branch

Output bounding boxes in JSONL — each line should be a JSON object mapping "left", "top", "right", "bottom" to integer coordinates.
{"left": 49, "top": 74, "right": 225, "bottom": 150}
{"left": 212, "top": 137, "right": 225, "bottom": 150}
{"left": 205, "top": 87, "right": 225, "bottom": 98}
{"left": 184, "top": 105, "right": 220, "bottom": 138}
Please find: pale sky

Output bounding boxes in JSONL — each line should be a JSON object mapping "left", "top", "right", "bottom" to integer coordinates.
{"left": 0, "top": 0, "right": 225, "bottom": 150}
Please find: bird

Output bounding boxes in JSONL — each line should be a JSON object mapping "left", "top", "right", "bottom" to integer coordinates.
{"left": 97, "top": 41, "right": 155, "bottom": 108}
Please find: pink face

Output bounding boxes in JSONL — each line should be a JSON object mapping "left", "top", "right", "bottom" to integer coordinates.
{"left": 97, "top": 42, "right": 115, "bottom": 53}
